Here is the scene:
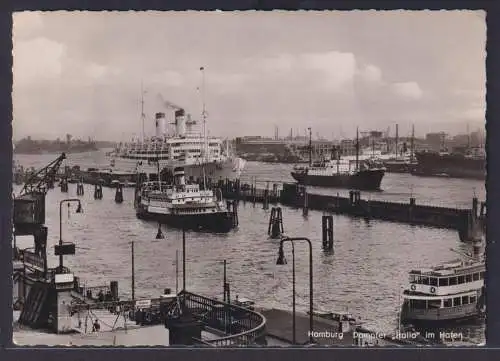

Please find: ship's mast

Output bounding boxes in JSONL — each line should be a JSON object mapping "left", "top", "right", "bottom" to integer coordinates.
{"left": 355, "top": 127, "right": 359, "bottom": 171}
{"left": 410, "top": 124, "right": 415, "bottom": 162}
{"left": 308, "top": 127, "right": 312, "bottom": 166}
{"left": 141, "top": 81, "right": 146, "bottom": 143}
{"left": 467, "top": 123, "right": 471, "bottom": 148}
{"left": 395, "top": 124, "right": 399, "bottom": 158}
{"left": 200, "top": 66, "right": 207, "bottom": 190}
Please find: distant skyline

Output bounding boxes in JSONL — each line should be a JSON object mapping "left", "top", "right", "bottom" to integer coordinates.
{"left": 13, "top": 11, "right": 486, "bottom": 141}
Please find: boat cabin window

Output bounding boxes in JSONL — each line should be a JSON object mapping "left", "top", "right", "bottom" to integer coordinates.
{"left": 461, "top": 296, "right": 469, "bottom": 305}
{"left": 453, "top": 297, "right": 461, "bottom": 306}
{"left": 429, "top": 278, "right": 438, "bottom": 286}
{"left": 428, "top": 300, "right": 441, "bottom": 309}
{"left": 465, "top": 274, "right": 472, "bottom": 282}
{"left": 480, "top": 271, "right": 485, "bottom": 279}
{"left": 473, "top": 273, "right": 480, "bottom": 281}
{"left": 449, "top": 277, "right": 457, "bottom": 286}
{"left": 443, "top": 299, "right": 452, "bottom": 307}
{"left": 470, "top": 296, "right": 477, "bottom": 303}
{"left": 457, "top": 276, "right": 465, "bottom": 284}
{"left": 438, "top": 278, "right": 449, "bottom": 286}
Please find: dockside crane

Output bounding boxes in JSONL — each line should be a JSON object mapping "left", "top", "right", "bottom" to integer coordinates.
{"left": 18, "top": 152, "right": 66, "bottom": 197}
{"left": 14, "top": 152, "right": 67, "bottom": 256}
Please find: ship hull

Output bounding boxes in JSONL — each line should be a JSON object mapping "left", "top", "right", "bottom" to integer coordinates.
{"left": 136, "top": 205, "right": 235, "bottom": 233}
{"left": 400, "top": 303, "right": 484, "bottom": 327}
{"left": 290, "top": 169, "right": 385, "bottom": 190}
{"left": 413, "top": 152, "right": 485, "bottom": 180}
{"left": 111, "top": 157, "right": 245, "bottom": 180}
{"left": 383, "top": 161, "right": 417, "bottom": 174}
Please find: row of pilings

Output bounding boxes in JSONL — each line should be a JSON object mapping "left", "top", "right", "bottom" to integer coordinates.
{"left": 267, "top": 205, "right": 334, "bottom": 251}
{"left": 59, "top": 178, "right": 124, "bottom": 203}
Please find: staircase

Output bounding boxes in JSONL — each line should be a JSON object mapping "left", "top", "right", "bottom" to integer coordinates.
{"left": 18, "top": 281, "right": 52, "bottom": 329}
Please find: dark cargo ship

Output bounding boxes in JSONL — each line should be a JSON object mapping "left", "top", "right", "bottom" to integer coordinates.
{"left": 290, "top": 127, "right": 385, "bottom": 190}
{"left": 291, "top": 159, "right": 385, "bottom": 190}
{"left": 412, "top": 147, "right": 485, "bottom": 180}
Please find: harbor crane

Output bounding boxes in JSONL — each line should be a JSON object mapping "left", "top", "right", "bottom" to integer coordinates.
{"left": 13, "top": 152, "right": 68, "bottom": 284}
{"left": 14, "top": 152, "right": 67, "bottom": 237}
{"left": 18, "top": 152, "right": 66, "bottom": 197}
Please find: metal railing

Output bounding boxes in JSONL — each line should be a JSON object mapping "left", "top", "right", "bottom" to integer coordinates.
{"left": 172, "top": 291, "right": 267, "bottom": 346}
{"left": 18, "top": 248, "right": 45, "bottom": 272}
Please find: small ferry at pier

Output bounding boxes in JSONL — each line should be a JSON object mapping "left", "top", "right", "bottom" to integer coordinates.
{"left": 400, "top": 252, "right": 485, "bottom": 326}
{"left": 135, "top": 166, "right": 236, "bottom": 233}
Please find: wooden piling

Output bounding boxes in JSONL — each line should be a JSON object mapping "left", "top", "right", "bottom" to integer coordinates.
{"left": 322, "top": 215, "right": 334, "bottom": 251}
{"left": 302, "top": 186, "right": 308, "bottom": 217}
{"left": 115, "top": 184, "right": 124, "bottom": 203}
{"left": 268, "top": 207, "right": 284, "bottom": 239}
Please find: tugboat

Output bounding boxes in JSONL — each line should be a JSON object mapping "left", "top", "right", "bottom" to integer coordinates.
{"left": 400, "top": 247, "right": 485, "bottom": 327}
{"left": 135, "top": 166, "right": 236, "bottom": 233}
{"left": 291, "top": 128, "right": 385, "bottom": 190}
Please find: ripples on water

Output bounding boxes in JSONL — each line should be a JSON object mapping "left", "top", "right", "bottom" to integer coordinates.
{"left": 12, "top": 151, "right": 486, "bottom": 343}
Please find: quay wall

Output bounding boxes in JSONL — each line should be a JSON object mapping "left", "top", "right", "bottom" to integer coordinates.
{"left": 218, "top": 180, "right": 481, "bottom": 238}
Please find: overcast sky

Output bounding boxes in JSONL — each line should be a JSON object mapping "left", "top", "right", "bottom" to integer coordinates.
{"left": 13, "top": 10, "right": 485, "bottom": 141}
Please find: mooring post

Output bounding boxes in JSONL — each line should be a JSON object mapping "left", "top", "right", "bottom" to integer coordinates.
{"left": 182, "top": 225, "right": 186, "bottom": 292}
{"left": 273, "top": 183, "right": 279, "bottom": 204}
{"left": 156, "top": 222, "right": 164, "bottom": 239}
{"left": 232, "top": 200, "right": 238, "bottom": 227}
{"left": 223, "top": 259, "right": 227, "bottom": 303}
{"left": 131, "top": 241, "right": 135, "bottom": 300}
{"left": 364, "top": 199, "right": 371, "bottom": 220}
{"left": 115, "top": 184, "right": 124, "bottom": 203}
{"left": 263, "top": 188, "right": 269, "bottom": 210}
{"left": 60, "top": 178, "right": 68, "bottom": 193}
{"left": 480, "top": 201, "right": 486, "bottom": 217}
{"left": 322, "top": 215, "right": 334, "bottom": 251}
{"left": 268, "top": 207, "right": 284, "bottom": 239}
{"left": 409, "top": 197, "right": 416, "bottom": 223}
{"left": 472, "top": 197, "right": 478, "bottom": 219}
{"left": 302, "top": 186, "right": 309, "bottom": 217}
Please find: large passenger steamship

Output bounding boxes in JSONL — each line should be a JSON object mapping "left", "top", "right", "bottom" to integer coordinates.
{"left": 109, "top": 109, "right": 245, "bottom": 181}
{"left": 108, "top": 73, "right": 245, "bottom": 181}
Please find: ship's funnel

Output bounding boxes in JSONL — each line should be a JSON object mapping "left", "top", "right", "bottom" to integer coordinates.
{"left": 174, "top": 109, "right": 186, "bottom": 137}
{"left": 185, "top": 114, "right": 195, "bottom": 133}
{"left": 173, "top": 166, "right": 186, "bottom": 186}
{"left": 155, "top": 112, "right": 167, "bottom": 138}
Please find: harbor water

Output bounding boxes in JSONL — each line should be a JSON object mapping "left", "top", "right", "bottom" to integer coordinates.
{"left": 13, "top": 150, "right": 486, "bottom": 344}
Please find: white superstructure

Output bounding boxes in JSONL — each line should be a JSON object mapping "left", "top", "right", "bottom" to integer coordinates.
{"left": 109, "top": 107, "right": 245, "bottom": 180}
{"left": 400, "top": 250, "right": 485, "bottom": 323}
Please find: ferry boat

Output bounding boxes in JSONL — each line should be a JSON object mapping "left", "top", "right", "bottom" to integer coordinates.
{"left": 108, "top": 72, "right": 245, "bottom": 181}
{"left": 135, "top": 166, "right": 236, "bottom": 233}
{"left": 400, "top": 253, "right": 485, "bottom": 326}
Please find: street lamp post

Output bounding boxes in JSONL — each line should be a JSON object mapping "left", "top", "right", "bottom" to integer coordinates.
{"left": 276, "top": 237, "right": 314, "bottom": 345}
{"left": 59, "top": 199, "right": 82, "bottom": 271}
